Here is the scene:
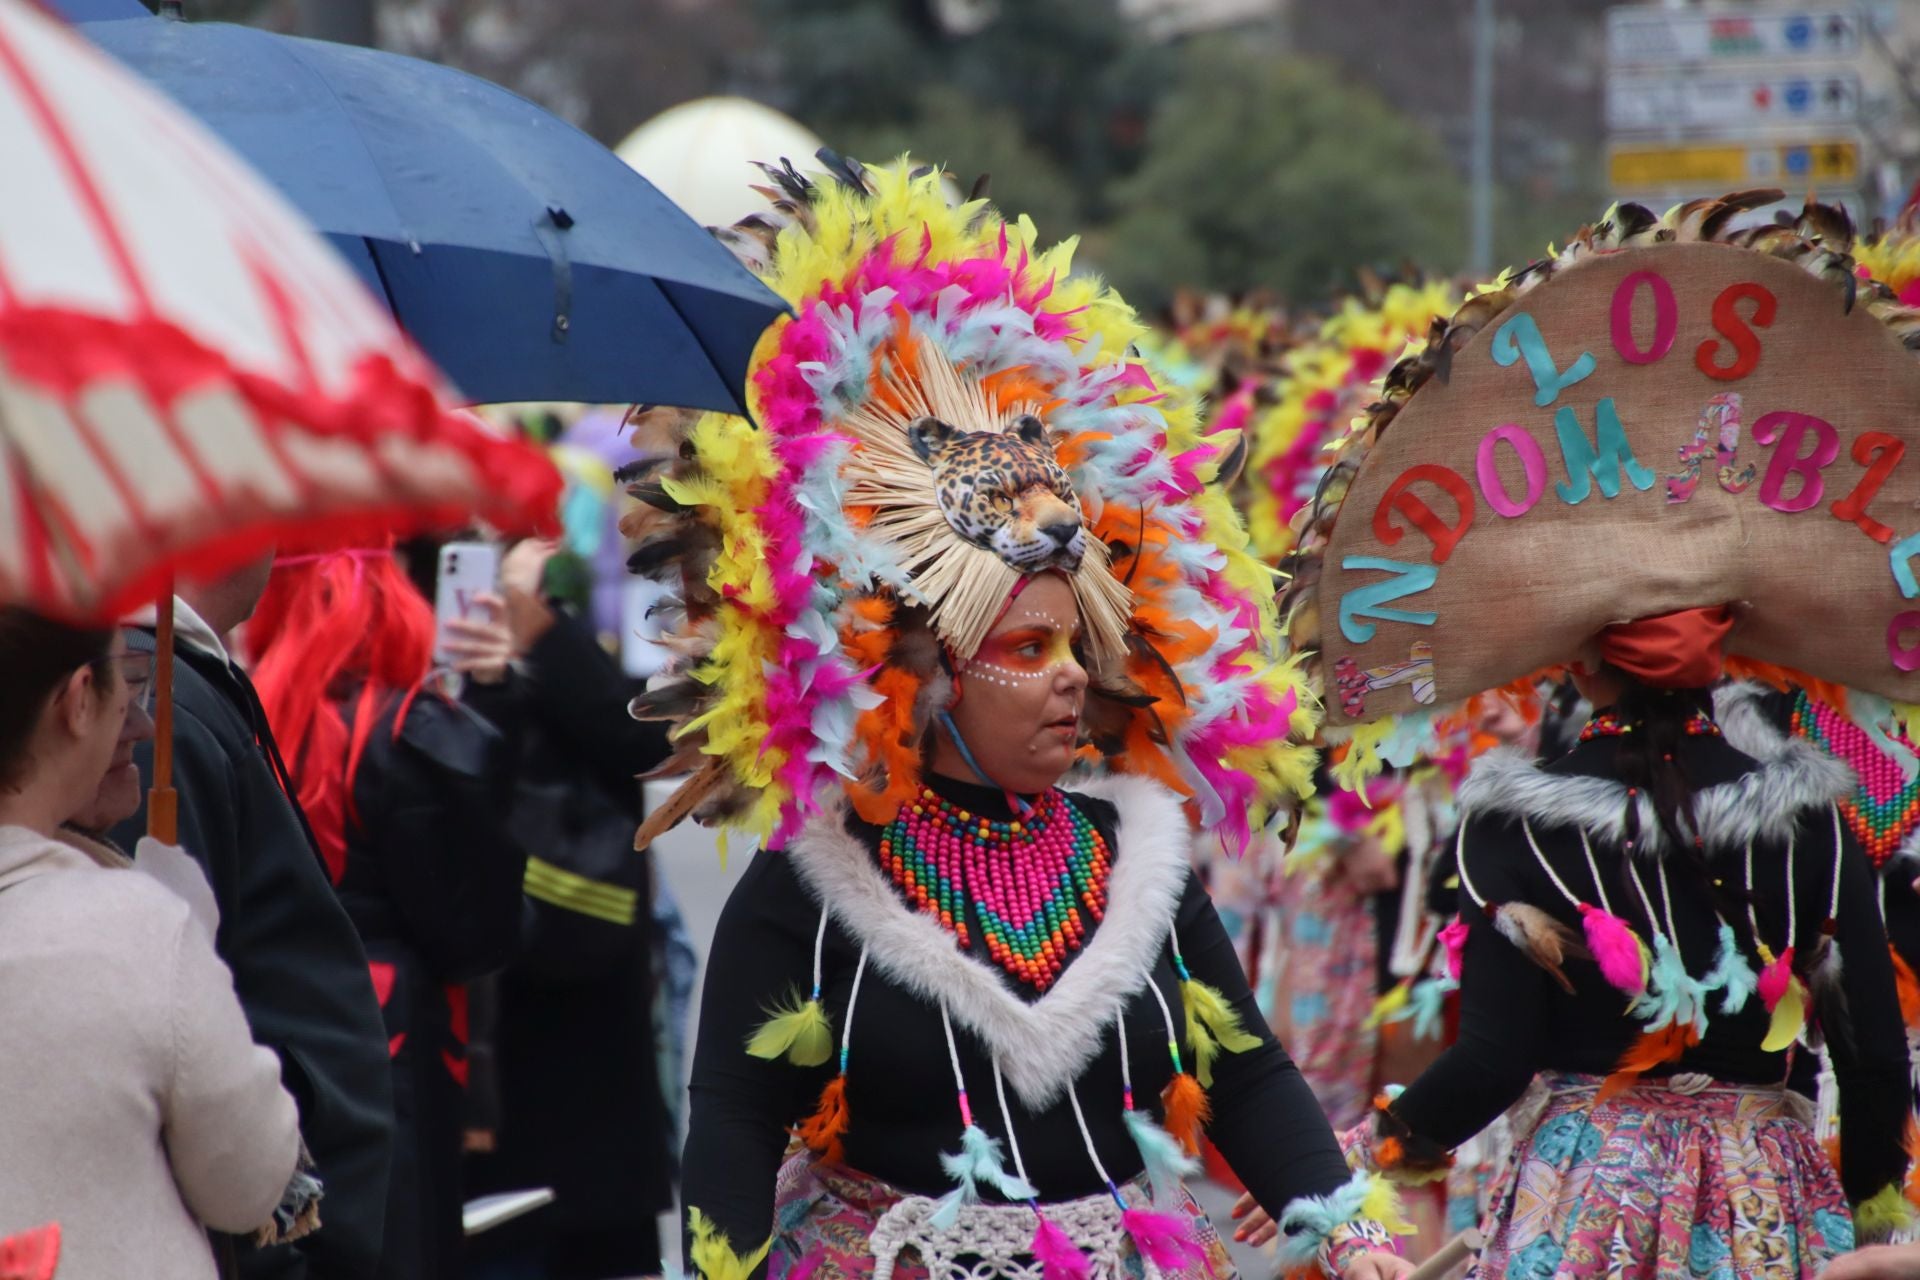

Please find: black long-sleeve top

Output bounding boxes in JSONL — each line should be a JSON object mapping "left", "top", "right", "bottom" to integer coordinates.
{"left": 1391, "top": 732, "right": 1911, "bottom": 1204}
{"left": 682, "top": 774, "right": 1351, "bottom": 1256}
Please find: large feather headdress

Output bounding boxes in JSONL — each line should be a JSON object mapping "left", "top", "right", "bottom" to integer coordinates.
{"left": 625, "top": 155, "right": 1316, "bottom": 852}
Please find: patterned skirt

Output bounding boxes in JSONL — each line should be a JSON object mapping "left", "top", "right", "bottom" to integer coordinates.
{"left": 770, "top": 1153, "right": 1235, "bottom": 1280}
{"left": 1478, "top": 1073, "right": 1853, "bottom": 1280}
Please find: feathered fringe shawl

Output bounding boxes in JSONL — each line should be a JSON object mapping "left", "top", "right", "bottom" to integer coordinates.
{"left": 1458, "top": 685, "right": 1853, "bottom": 856}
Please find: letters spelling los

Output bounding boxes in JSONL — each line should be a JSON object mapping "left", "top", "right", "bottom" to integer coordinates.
{"left": 1318, "top": 242, "right": 1920, "bottom": 722}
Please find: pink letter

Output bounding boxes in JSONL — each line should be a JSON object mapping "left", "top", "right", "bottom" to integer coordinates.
{"left": 1890, "top": 611, "right": 1920, "bottom": 672}
{"left": 1752, "top": 410, "right": 1840, "bottom": 514}
{"left": 1475, "top": 424, "right": 1547, "bottom": 518}
{"left": 1610, "top": 269, "right": 1677, "bottom": 365}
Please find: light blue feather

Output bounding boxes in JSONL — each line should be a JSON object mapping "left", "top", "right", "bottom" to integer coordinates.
{"left": 1124, "top": 1108, "right": 1200, "bottom": 1206}
{"left": 1703, "top": 922, "right": 1760, "bottom": 1016}
{"left": 1631, "top": 933, "right": 1711, "bottom": 1038}
{"left": 930, "top": 1125, "right": 1037, "bottom": 1229}
{"left": 1276, "top": 1170, "right": 1371, "bottom": 1267}
{"left": 1408, "top": 977, "right": 1456, "bottom": 1043}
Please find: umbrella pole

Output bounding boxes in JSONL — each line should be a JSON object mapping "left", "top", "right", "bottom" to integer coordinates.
{"left": 148, "top": 579, "right": 178, "bottom": 844}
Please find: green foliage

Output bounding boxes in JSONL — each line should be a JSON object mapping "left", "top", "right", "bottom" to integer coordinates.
{"left": 835, "top": 86, "right": 1083, "bottom": 240}
{"left": 1098, "top": 41, "right": 1465, "bottom": 310}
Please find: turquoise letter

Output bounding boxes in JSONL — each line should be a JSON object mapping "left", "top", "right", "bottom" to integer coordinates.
{"left": 1554, "top": 397, "right": 1655, "bottom": 504}
{"left": 1892, "top": 531, "right": 1920, "bottom": 599}
{"left": 1339, "top": 556, "right": 1439, "bottom": 644}
{"left": 1491, "top": 312, "right": 1597, "bottom": 407}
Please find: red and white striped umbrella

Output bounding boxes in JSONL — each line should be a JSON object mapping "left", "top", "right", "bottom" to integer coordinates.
{"left": 0, "top": 0, "right": 559, "bottom": 619}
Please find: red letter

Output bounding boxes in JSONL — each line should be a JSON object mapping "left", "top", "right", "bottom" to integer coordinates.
{"left": 1610, "top": 270, "right": 1677, "bottom": 365}
{"left": 1695, "top": 282, "right": 1776, "bottom": 382}
{"left": 1831, "top": 432, "right": 1906, "bottom": 544}
{"left": 1373, "top": 464, "right": 1476, "bottom": 564}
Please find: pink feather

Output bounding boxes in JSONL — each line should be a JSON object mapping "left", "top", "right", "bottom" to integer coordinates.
{"left": 1758, "top": 946, "right": 1796, "bottom": 1012}
{"left": 1120, "top": 1207, "right": 1206, "bottom": 1273}
{"left": 1439, "top": 916, "right": 1470, "bottom": 981}
{"left": 1030, "top": 1214, "right": 1092, "bottom": 1280}
{"left": 777, "top": 1252, "right": 824, "bottom": 1280}
{"left": 1578, "top": 903, "right": 1647, "bottom": 996}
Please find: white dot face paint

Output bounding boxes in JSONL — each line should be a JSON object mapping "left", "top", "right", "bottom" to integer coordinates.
{"left": 963, "top": 599, "right": 1081, "bottom": 687}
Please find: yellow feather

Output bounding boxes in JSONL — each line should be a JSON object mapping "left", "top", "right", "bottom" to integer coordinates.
{"left": 1856, "top": 1183, "right": 1918, "bottom": 1242}
{"left": 1183, "top": 979, "right": 1261, "bottom": 1087}
{"left": 688, "top": 1208, "right": 772, "bottom": 1280}
{"left": 744, "top": 991, "right": 834, "bottom": 1067}
{"left": 1760, "top": 977, "right": 1808, "bottom": 1053}
{"left": 1359, "top": 1173, "right": 1415, "bottom": 1236}
{"left": 1364, "top": 981, "right": 1411, "bottom": 1030}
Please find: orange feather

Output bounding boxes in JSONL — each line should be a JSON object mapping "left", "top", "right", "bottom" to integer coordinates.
{"left": 1596, "top": 1023, "right": 1700, "bottom": 1104}
{"left": 1892, "top": 946, "right": 1920, "bottom": 1028}
{"left": 796, "top": 1074, "right": 850, "bottom": 1165}
{"left": 848, "top": 666, "right": 924, "bottom": 825}
{"left": 1161, "top": 1071, "right": 1210, "bottom": 1157}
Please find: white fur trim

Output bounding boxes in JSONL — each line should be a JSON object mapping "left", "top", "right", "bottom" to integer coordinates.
{"left": 787, "top": 775, "right": 1191, "bottom": 1109}
{"left": 1457, "top": 683, "right": 1853, "bottom": 855}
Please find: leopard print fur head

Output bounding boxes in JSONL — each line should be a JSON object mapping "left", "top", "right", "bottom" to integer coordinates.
{"left": 907, "top": 414, "right": 1087, "bottom": 573}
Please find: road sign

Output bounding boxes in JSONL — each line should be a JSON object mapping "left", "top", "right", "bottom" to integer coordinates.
{"left": 1608, "top": 7, "right": 1863, "bottom": 68}
{"left": 1608, "top": 136, "right": 1861, "bottom": 190}
{"left": 1606, "top": 69, "right": 1860, "bottom": 132}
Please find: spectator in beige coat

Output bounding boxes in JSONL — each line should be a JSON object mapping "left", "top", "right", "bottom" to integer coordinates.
{"left": 0, "top": 608, "right": 303, "bottom": 1279}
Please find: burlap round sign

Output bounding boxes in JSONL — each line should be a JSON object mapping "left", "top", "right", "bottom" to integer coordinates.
{"left": 1313, "top": 240, "right": 1920, "bottom": 726}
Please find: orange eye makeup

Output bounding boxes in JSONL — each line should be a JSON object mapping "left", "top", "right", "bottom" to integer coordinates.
{"left": 965, "top": 620, "right": 1082, "bottom": 688}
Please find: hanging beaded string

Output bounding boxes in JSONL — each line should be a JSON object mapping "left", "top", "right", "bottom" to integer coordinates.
{"left": 810, "top": 906, "right": 828, "bottom": 1005}
{"left": 1744, "top": 831, "right": 1807, "bottom": 1036}
{"left": 1520, "top": 820, "right": 1594, "bottom": 910}
{"left": 747, "top": 906, "right": 836, "bottom": 1066}
{"left": 797, "top": 945, "right": 868, "bottom": 1161}
{"left": 941, "top": 1005, "right": 981, "bottom": 1135}
{"left": 991, "top": 1060, "right": 1030, "bottom": 1188}
{"left": 1455, "top": 819, "right": 1486, "bottom": 909}
{"left": 1621, "top": 856, "right": 1670, "bottom": 950}
{"left": 1579, "top": 830, "right": 1619, "bottom": 916}
{"left": 1145, "top": 977, "right": 1189, "bottom": 1083}
{"left": 1064, "top": 1078, "right": 1130, "bottom": 1212}
{"left": 1824, "top": 804, "right": 1845, "bottom": 943}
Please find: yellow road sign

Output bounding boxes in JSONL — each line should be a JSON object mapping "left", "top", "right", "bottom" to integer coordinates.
{"left": 1607, "top": 138, "right": 1859, "bottom": 190}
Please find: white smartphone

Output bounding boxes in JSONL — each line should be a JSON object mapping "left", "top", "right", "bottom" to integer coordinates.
{"left": 434, "top": 541, "right": 500, "bottom": 666}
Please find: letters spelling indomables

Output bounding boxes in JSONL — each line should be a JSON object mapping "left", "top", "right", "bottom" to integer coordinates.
{"left": 1325, "top": 244, "right": 1920, "bottom": 717}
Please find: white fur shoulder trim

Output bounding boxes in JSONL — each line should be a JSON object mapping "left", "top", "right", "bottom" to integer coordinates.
{"left": 787, "top": 776, "right": 1192, "bottom": 1109}
{"left": 1456, "top": 683, "right": 1853, "bottom": 855}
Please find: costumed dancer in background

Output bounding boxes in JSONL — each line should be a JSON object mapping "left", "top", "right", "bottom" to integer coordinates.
{"left": 1137, "top": 289, "right": 1299, "bottom": 993}
{"left": 627, "top": 154, "right": 1410, "bottom": 1280}
{"left": 1248, "top": 191, "right": 1920, "bottom": 1277}
{"left": 1223, "top": 277, "right": 1464, "bottom": 1250}
{"left": 247, "top": 543, "right": 531, "bottom": 1280}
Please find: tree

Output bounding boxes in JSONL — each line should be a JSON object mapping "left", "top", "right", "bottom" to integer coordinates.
{"left": 1097, "top": 40, "right": 1465, "bottom": 309}
{"left": 756, "top": 0, "right": 1169, "bottom": 218}
{"left": 834, "top": 86, "right": 1084, "bottom": 238}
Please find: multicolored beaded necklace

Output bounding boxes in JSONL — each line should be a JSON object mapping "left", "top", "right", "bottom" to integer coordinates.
{"left": 1578, "top": 711, "right": 1720, "bottom": 741}
{"left": 879, "top": 786, "right": 1111, "bottom": 991}
{"left": 1791, "top": 689, "right": 1920, "bottom": 868}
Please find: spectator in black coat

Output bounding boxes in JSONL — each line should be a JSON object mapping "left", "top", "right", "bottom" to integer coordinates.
{"left": 246, "top": 544, "right": 530, "bottom": 1280}
{"left": 465, "top": 539, "right": 676, "bottom": 1280}
{"left": 115, "top": 557, "right": 395, "bottom": 1280}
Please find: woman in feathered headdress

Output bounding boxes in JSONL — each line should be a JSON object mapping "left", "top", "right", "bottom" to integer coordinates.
{"left": 1239, "top": 190, "right": 1920, "bottom": 1277}
{"left": 628, "top": 154, "right": 1410, "bottom": 1280}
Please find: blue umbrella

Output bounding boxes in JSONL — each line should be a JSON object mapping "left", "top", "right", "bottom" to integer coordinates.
{"left": 58, "top": 0, "right": 786, "bottom": 411}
